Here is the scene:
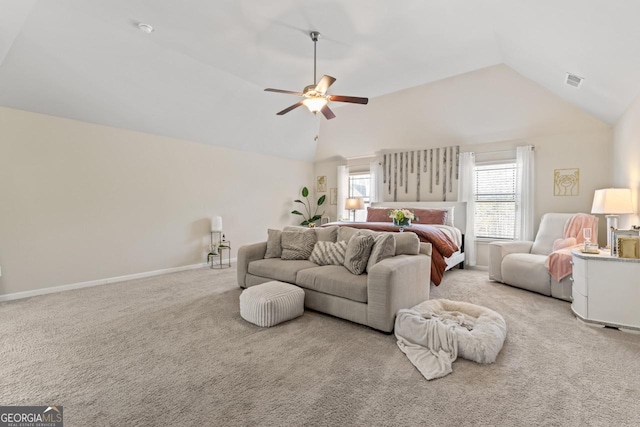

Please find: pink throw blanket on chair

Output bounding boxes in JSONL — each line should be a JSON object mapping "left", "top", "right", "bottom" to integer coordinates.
{"left": 545, "top": 214, "right": 598, "bottom": 282}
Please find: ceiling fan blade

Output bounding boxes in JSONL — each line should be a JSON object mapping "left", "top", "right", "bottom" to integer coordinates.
{"left": 265, "top": 88, "right": 305, "bottom": 96}
{"left": 320, "top": 105, "right": 336, "bottom": 120}
{"left": 328, "top": 95, "right": 369, "bottom": 105}
{"left": 315, "top": 75, "right": 336, "bottom": 94}
{"left": 276, "top": 102, "right": 304, "bottom": 115}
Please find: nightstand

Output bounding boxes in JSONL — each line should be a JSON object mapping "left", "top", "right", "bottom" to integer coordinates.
{"left": 571, "top": 249, "right": 640, "bottom": 331}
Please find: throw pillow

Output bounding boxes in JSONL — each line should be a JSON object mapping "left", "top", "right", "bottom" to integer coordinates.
{"left": 366, "top": 207, "right": 392, "bottom": 223}
{"left": 309, "top": 240, "right": 348, "bottom": 266}
{"left": 412, "top": 208, "right": 448, "bottom": 225}
{"left": 366, "top": 233, "right": 396, "bottom": 272}
{"left": 264, "top": 229, "right": 282, "bottom": 259}
{"left": 314, "top": 226, "right": 338, "bottom": 242}
{"left": 343, "top": 234, "right": 375, "bottom": 275}
{"left": 281, "top": 229, "right": 318, "bottom": 260}
{"left": 393, "top": 232, "right": 420, "bottom": 255}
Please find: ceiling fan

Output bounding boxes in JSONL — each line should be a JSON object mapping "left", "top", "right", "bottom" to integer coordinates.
{"left": 264, "top": 31, "right": 368, "bottom": 120}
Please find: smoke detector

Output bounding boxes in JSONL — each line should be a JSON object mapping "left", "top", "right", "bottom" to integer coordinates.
{"left": 137, "top": 23, "right": 154, "bottom": 34}
{"left": 565, "top": 72, "right": 584, "bottom": 88}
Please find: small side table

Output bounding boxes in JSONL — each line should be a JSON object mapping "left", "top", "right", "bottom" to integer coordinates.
{"left": 208, "top": 243, "right": 231, "bottom": 269}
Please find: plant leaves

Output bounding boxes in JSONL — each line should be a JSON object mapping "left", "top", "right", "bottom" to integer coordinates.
{"left": 302, "top": 187, "right": 309, "bottom": 197}
{"left": 317, "top": 195, "right": 326, "bottom": 206}
{"left": 309, "top": 215, "right": 322, "bottom": 222}
{"left": 301, "top": 220, "right": 309, "bottom": 226}
{"left": 291, "top": 210, "right": 303, "bottom": 216}
{"left": 294, "top": 199, "right": 304, "bottom": 204}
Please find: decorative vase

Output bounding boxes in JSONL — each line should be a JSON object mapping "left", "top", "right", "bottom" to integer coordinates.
{"left": 393, "top": 218, "right": 411, "bottom": 227}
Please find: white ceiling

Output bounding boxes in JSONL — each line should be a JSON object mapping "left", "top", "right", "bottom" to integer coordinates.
{"left": 1, "top": 0, "right": 639, "bottom": 162}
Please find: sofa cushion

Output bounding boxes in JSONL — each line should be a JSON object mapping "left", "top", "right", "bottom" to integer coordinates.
{"left": 531, "top": 213, "right": 573, "bottom": 255}
{"left": 338, "top": 226, "right": 379, "bottom": 242}
{"left": 501, "top": 253, "right": 551, "bottom": 295}
{"left": 248, "top": 259, "right": 318, "bottom": 284}
{"left": 281, "top": 229, "right": 318, "bottom": 260}
{"left": 296, "top": 265, "right": 368, "bottom": 303}
{"left": 315, "top": 226, "right": 338, "bottom": 242}
{"left": 367, "top": 233, "right": 396, "bottom": 272}
{"left": 264, "top": 229, "right": 282, "bottom": 259}
{"left": 309, "top": 240, "right": 348, "bottom": 266}
{"left": 344, "top": 234, "right": 375, "bottom": 275}
{"left": 393, "top": 232, "right": 420, "bottom": 255}
{"left": 285, "top": 225, "right": 338, "bottom": 242}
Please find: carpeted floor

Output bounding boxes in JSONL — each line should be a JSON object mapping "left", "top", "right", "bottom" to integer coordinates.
{"left": 1, "top": 267, "right": 639, "bottom": 426}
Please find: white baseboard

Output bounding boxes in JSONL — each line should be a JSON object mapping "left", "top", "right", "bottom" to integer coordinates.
{"left": 0, "top": 259, "right": 236, "bottom": 303}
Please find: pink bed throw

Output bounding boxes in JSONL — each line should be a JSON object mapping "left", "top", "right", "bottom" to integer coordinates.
{"left": 545, "top": 214, "right": 599, "bottom": 282}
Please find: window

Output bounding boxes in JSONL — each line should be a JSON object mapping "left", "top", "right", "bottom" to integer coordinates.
{"left": 474, "top": 162, "right": 517, "bottom": 239}
{"left": 348, "top": 173, "right": 370, "bottom": 222}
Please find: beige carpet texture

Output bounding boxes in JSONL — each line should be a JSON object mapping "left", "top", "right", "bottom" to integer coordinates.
{"left": 1, "top": 267, "right": 639, "bottom": 426}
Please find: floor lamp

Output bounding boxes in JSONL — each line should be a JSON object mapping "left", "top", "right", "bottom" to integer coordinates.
{"left": 345, "top": 197, "right": 364, "bottom": 222}
{"left": 591, "top": 188, "right": 634, "bottom": 248}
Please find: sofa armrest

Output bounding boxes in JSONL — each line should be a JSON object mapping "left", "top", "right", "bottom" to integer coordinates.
{"left": 367, "top": 254, "right": 431, "bottom": 332}
{"left": 488, "top": 240, "right": 534, "bottom": 282}
{"left": 237, "top": 242, "right": 267, "bottom": 288}
{"left": 419, "top": 242, "right": 432, "bottom": 257}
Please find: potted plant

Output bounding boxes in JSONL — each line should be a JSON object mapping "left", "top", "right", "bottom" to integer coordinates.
{"left": 292, "top": 186, "right": 326, "bottom": 227}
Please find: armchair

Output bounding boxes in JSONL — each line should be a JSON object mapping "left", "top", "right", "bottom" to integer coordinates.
{"left": 488, "top": 213, "right": 578, "bottom": 301}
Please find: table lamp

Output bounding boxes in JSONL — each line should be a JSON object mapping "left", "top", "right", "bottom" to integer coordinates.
{"left": 345, "top": 198, "right": 364, "bottom": 221}
{"left": 591, "top": 188, "right": 634, "bottom": 248}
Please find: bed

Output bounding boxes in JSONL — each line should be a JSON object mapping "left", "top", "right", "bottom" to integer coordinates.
{"left": 327, "top": 201, "right": 467, "bottom": 285}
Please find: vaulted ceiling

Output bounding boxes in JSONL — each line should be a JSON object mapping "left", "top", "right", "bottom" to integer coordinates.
{"left": 1, "top": 0, "right": 639, "bottom": 162}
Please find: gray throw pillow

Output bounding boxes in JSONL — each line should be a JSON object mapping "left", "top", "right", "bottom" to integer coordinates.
{"left": 343, "top": 234, "right": 375, "bottom": 275}
{"left": 393, "top": 232, "right": 420, "bottom": 255}
{"left": 264, "top": 229, "right": 282, "bottom": 259}
{"left": 281, "top": 229, "right": 318, "bottom": 260}
{"left": 309, "top": 240, "right": 348, "bottom": 266}
{"left": 366, "top": 233, "right": 396, "bottom": 272}
{"left": 315, "top": 226, "right": 338, "bottom": 242}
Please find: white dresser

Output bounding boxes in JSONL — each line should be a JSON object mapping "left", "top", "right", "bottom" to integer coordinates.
{"left": 571, "top": 249, "right": 640, "bottom": 331}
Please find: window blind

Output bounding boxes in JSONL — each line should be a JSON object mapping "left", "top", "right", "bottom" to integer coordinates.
{"left": 474, "top": 163, "right": 517, "bottom": 239}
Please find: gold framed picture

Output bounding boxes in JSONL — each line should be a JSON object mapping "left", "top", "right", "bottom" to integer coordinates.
{"left": 618, "top": 237, "right": 640, "bottom": 259}
{"left": 317, "top": 176, "right": 327, "bottom": 192}
{"left": 553, "top": 168, "right": 579, "bottom": 196}
{"left": 612, "top": 229, "right": 640, "bottom": 255}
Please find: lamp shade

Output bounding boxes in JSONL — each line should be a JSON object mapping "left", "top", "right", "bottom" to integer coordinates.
{"left": 211, "top": 216, "right": 223, "bottom": 232}
{"left": 591, "top": 188, "right": 634, "bottom": 214}
{"left": 345, "top": 197, "right": 365, "bottom": 210}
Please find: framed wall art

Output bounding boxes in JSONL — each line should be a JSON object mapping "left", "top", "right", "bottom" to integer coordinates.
{"left": 317, "top": 176, "right": 327, "bottom": 193}
{"left": 553, "top": 168, "right": 579, "bottom": 196}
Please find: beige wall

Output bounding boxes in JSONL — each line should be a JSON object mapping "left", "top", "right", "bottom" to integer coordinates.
{"left": 0, "top": 107, "right": 314, "bottom": 296}
{"left": 315, "top": 64, "right": 613, "bottom": 264}
{"left": 613, "top": 94, "right": 640, "bottom": 229}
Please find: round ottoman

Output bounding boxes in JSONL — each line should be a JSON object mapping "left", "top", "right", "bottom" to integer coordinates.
{"left": 410, "top": 299, "right": 507, "bottom": 364}
{"left": 240, "top": 281, "right": 305, "bottom": 327}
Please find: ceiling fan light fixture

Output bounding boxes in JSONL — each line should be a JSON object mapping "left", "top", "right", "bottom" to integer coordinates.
{"left": 302, "top": 97, "right": 328, "bottom": 113}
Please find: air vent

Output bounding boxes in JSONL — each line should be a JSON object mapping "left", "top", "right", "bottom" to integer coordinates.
{"left": 566, "top": 73, "right": 584, "bottom": 88}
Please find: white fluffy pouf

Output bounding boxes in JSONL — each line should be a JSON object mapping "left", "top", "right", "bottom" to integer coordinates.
{"left": 410, "top": 299, "right": 507, "bottom": 364}
{"left": 240, "top": 281, "right": 305, "bottom": 327}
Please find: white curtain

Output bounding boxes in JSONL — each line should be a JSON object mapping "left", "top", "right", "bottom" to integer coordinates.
{"left": 337, "top": 165, "right": 349, "bottom": 221}
{"left": 515, "top": 145, "right": 535, "bottom": 241}
{"left": 369, "top": 160, "right": 383, "bottom": 203}
{"left": 457, "top": 152, "right": 476, "bottom": 267}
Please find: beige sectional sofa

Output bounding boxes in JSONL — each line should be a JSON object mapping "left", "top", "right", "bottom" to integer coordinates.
{"left": 237, "top": 226, "right": 432, "bottom": 332}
